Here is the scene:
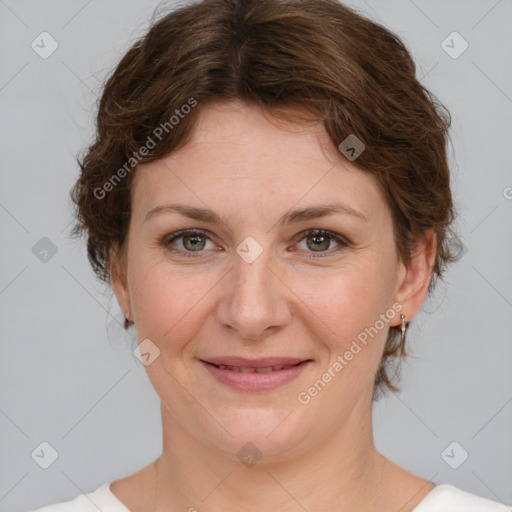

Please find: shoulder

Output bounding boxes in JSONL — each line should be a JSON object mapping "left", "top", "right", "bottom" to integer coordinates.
{"left": 413, "top": 484, "right": 512, "bottom": 512}
{"left": 26, "top": 481, "right": 129, "bottom": 512}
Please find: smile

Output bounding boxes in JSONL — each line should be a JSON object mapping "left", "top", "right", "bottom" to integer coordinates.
{"left": 200, "top": 359, "right": 312, "bottom": 391}
{"left": 211, "top": 363, "right": 300, "bottom": 373}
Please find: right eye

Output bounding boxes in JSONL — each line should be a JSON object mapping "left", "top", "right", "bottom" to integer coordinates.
{"left": 162, "top": 229, "right": 217, "bottom": 257}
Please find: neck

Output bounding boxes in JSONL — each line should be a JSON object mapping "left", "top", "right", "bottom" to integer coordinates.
{"left": 151, "top": 396, "right": 388, "bottom": 511}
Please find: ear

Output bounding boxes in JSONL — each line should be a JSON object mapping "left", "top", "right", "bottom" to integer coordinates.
{"left": 393, "top": 228, "right": 437, "bottom": 325}
{"left": 110, "top": 244, "right": 132, "bottom": 320}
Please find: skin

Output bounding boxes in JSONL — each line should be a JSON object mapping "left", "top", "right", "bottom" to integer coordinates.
{"left": 110, "top": 100, "right": 437, "bottom": 511}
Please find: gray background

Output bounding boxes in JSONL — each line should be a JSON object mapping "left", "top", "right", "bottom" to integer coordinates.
{"left": 1, "top": 0, "right": 511, "bottom": 510}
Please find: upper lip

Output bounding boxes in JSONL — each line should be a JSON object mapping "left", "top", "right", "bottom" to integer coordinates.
{"left": 201, "top": 356, "right": 310, "bottom": 368}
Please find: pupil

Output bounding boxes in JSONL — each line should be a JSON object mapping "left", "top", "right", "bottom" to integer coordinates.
{"left": 309, "top": 234, "right": 329, "bottom": 251}
{"left": 185, "top": 234, "right": 205, "bottom": 251}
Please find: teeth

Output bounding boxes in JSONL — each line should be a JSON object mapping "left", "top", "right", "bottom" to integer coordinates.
{"left": 215, "top": 364, "right": 296, "bottom": 372}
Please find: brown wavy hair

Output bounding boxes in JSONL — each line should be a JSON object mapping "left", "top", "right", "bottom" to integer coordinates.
{"left": 70, "top": 0, "right": 460, "bottom": 400}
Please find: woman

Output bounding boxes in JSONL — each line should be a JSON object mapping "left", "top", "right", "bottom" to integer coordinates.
{"left": 30, "top": 0, "right": 510, "bottom": 510}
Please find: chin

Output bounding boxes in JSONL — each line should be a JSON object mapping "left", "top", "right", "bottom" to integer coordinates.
{"left": 200, "top": 406, "right": 314, "bottom": 464}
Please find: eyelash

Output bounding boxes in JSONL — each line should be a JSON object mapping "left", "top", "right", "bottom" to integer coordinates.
{"left": 161, "top": 229, "right": 349, "bottom": 259}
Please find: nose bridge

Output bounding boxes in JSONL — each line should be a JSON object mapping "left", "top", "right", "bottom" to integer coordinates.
{"left": 219, "top": 239, "right": 289, "bottom": 339}
{"left": 235, "top": 249, "right": 272, "bottom": 306}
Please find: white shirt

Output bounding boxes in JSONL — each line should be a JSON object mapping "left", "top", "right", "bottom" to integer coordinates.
{"left": 27, "top": 481, "right": 512, "bottom": 512}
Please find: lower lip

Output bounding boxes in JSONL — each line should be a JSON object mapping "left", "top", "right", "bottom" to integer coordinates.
{"left": 200, "top": 360, "right": 311, "bottom": 391}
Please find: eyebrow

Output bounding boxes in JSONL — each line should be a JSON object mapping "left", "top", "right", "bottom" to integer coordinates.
{"left": 144, "top": 202, "right": 368, "bottom": 226}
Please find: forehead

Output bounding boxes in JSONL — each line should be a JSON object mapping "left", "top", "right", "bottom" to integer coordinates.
{"left": 130, "top": 102, "right": 386, "bottom": 224}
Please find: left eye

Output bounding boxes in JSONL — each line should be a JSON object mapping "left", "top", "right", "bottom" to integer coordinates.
{"left": 295, "top": 229, "right": 346, "bottom": 256}
{"left": 162, "top": 229, "right": 347, "bottom": 258}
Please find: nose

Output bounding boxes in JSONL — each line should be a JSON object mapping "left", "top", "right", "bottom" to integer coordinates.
{"left": 216, "top": 243, "right": 292, "bottom": 341}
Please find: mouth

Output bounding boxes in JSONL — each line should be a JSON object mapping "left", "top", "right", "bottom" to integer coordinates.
{"left": 207, "top": 362, "right": 301, "bottom": 373}
{"left": 199, "top": 357, "right": 312, "bottom": 391}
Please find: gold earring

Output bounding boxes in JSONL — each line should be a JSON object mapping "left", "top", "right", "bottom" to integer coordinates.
{"left": 400, "top": 314, "right": 407, "bottom": 344}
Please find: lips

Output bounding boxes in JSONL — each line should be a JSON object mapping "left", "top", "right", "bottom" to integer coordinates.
{"left": 212, "top": 363, "right": 298, "bottom": 373}
{"left": 200, "top": 356, "right": 312, "bottom": 391}
{"left": 202, "top": 356, "right": 308, "bottom": 369}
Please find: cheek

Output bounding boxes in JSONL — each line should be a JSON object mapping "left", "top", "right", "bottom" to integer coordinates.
{"left": 128, "top": 259, "right": 219, "bottom": 348}
{"left": 293, "top": 254, "right": 396, "bottom": 368}
{"left": 302, "top": 260, "right": 392, "bottom": 327}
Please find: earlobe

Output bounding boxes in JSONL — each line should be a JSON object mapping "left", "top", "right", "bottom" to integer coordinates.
{"left": 110, "top": 245, "right": 132, "bottom": 320}
{"left": 393, "top": 229, "right": 436, "bottom": 325}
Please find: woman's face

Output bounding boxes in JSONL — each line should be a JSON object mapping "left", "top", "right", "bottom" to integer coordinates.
{"left": 113, "top": 101, "right": 426, "bottom": 462}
